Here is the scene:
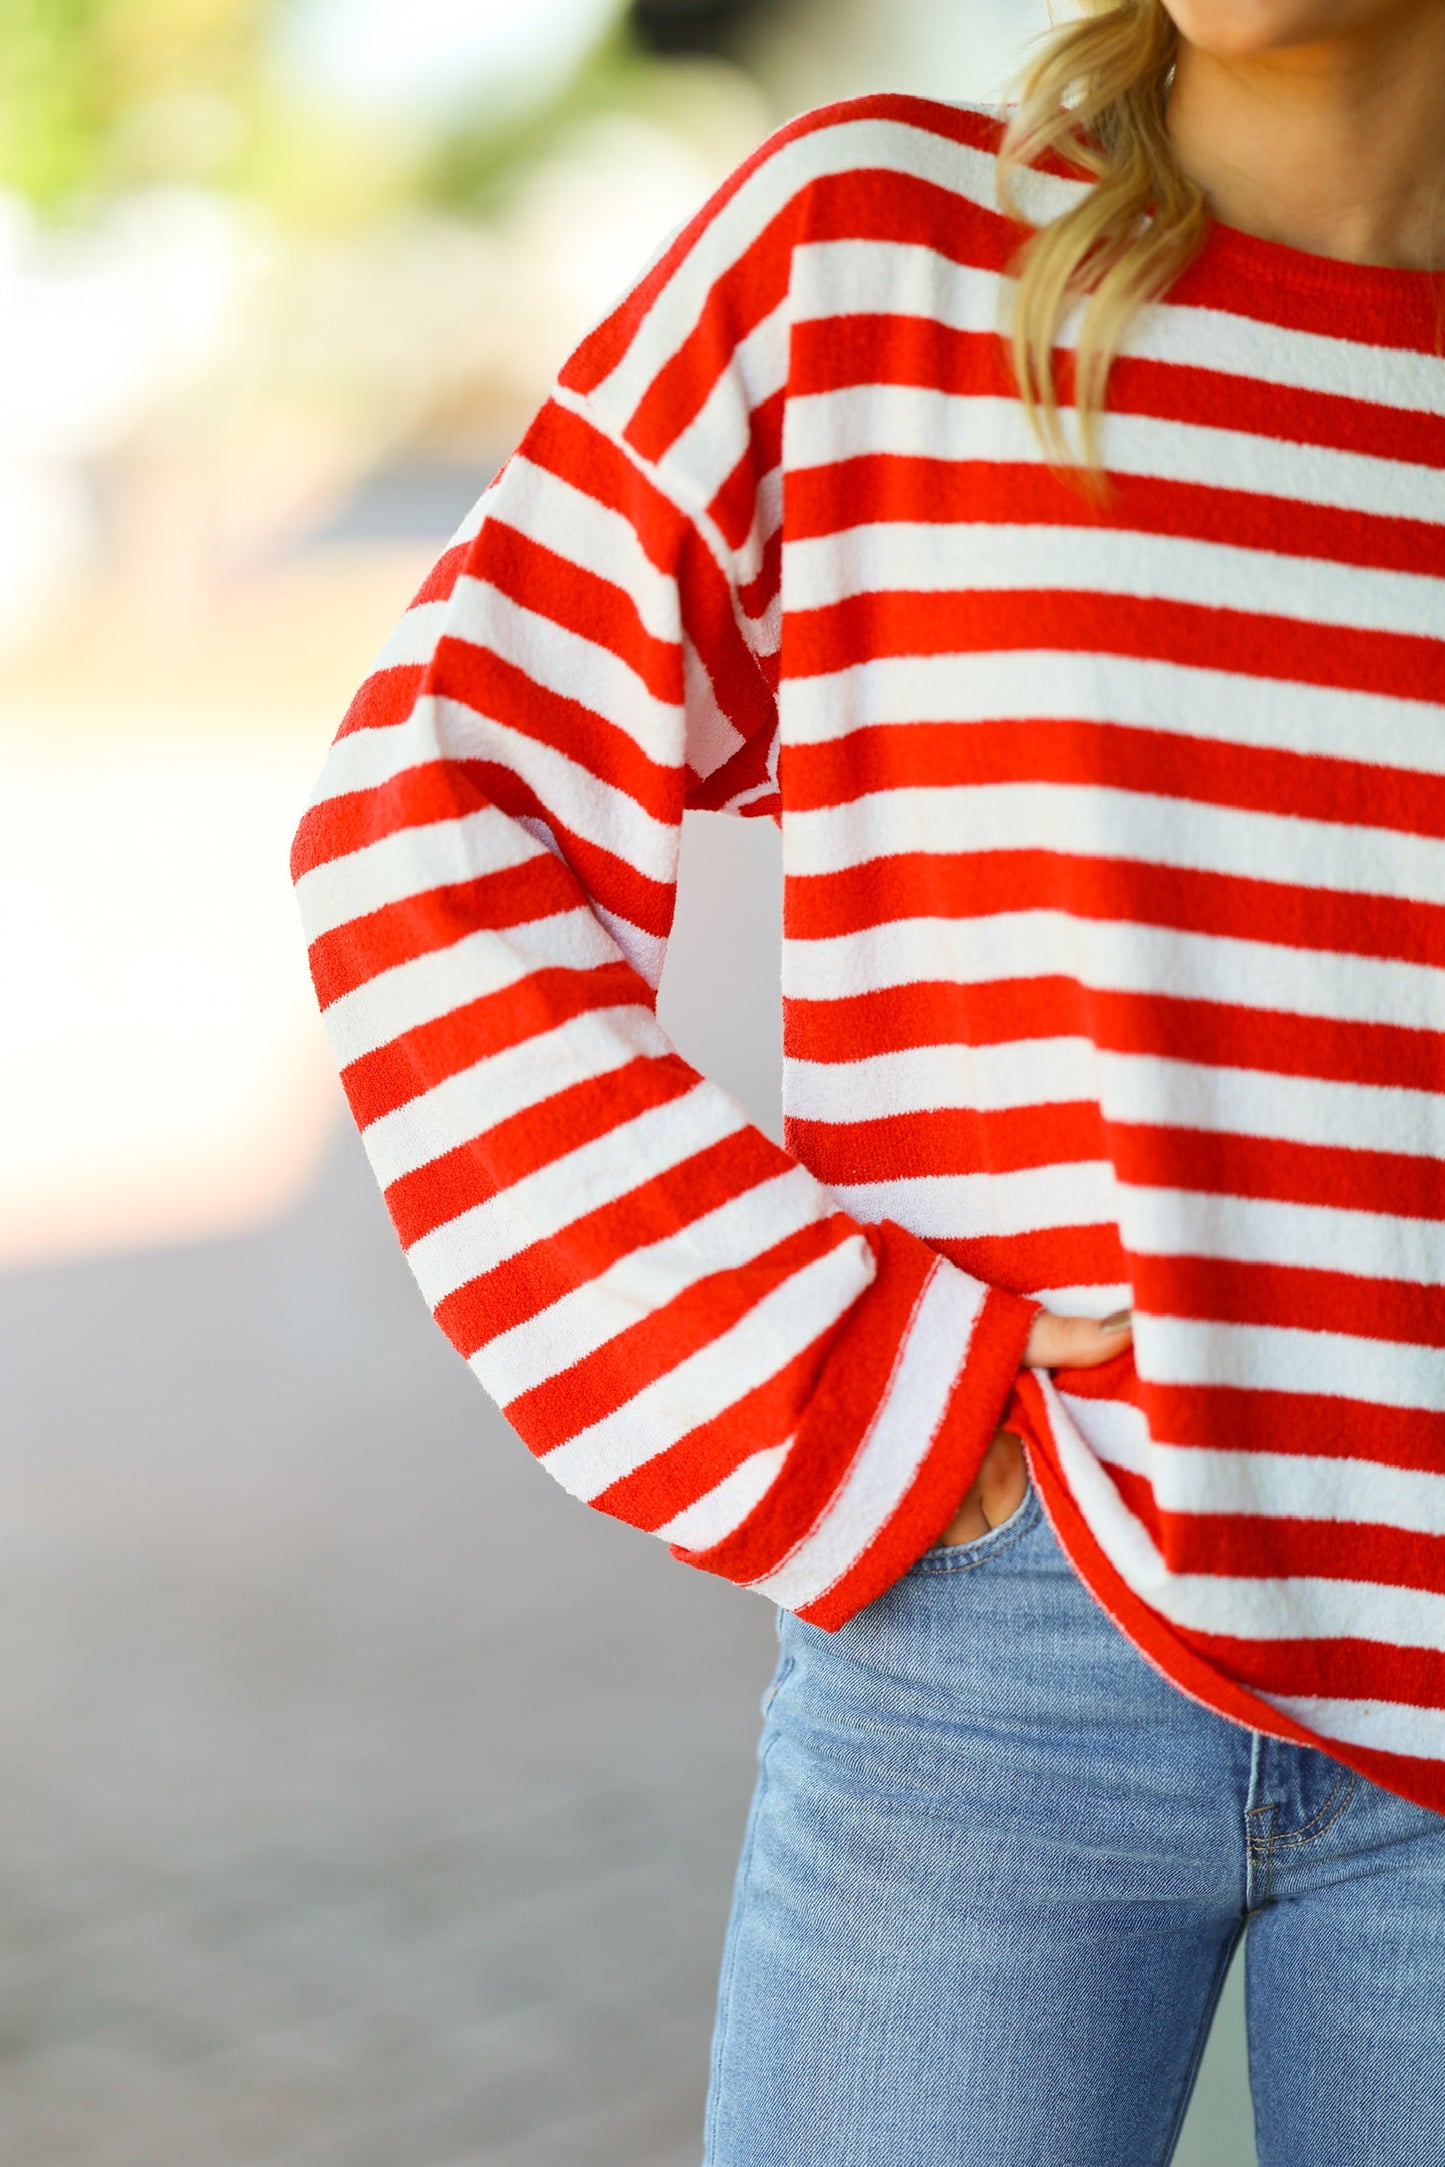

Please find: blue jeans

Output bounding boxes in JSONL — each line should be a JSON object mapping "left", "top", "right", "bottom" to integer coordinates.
{"left": 704, "top": 1480, "right": 1445, "bottom": 2165}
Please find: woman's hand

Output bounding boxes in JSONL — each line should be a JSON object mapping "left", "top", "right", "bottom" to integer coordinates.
{"left": 937, "top": 1308, "right": 1132, "bottom": 1547}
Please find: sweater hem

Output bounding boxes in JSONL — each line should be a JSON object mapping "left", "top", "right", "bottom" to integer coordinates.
{"left": 1014, "top": 1371, "right": 1445, "bottom": 1822}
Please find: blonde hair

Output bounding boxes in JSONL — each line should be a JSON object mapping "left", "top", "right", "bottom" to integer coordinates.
{"left": 997, "top": 0, "right": 1209, "bottom": 490}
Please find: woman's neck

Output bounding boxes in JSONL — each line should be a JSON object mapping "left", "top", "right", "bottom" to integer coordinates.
{"left": 1166, "top": 7, "right": 1445, "bottom": 270}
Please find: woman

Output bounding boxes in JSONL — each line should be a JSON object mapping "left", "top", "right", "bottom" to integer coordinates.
{"left": 292, "top": 0, "right": 1445, "bottom": 2157}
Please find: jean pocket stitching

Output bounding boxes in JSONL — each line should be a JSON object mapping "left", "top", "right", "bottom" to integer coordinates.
{"left": 1269, "top": 1768, "right": 1358, "bottom": 1850}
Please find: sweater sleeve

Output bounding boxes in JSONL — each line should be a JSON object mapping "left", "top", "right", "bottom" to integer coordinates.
{"left": 290, "top": 111, "right": 1039, "bottom": 1628}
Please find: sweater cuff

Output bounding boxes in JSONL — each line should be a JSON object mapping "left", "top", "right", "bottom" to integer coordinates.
{"left": 795, "top": 1267, "right": 1039, "bottom": 1631}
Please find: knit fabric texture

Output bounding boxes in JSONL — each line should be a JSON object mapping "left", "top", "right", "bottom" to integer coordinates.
{"left": 292, "top": 98, "right": 1445, "bottom": 1815}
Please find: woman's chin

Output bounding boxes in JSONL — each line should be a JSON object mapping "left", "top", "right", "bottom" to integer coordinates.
{"left": 1165, "top": 0, "right": 1400, "bottom": 60}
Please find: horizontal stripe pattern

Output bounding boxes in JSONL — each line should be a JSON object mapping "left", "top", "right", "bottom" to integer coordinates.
{"left": 293, "top": 92, "right": 1445, "bottom": 1815}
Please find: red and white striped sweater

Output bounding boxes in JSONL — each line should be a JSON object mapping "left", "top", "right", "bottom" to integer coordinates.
{"left": 293, "top": 97, "right": 1445, "bottom": 1815}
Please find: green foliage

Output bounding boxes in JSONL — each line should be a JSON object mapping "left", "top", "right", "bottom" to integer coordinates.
{"left": 0, "top": 0, "right": 273, "bottom": 207}
{"left": 0, "top": 0, "right": 695, "bottom": 228}
{"left": 418, "top": 24, "right": 650, "bottom": 220}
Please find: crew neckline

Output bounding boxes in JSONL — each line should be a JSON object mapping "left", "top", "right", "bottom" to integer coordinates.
{"left": 1199, "top": 209, "right": 1445, "bottom": 303}
{"left": 960, "top": 93, "right": 1442, "bottom": 317}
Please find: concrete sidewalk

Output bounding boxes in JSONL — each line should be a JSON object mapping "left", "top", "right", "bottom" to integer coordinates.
{"left": 0, "top": 1124, "right": 776, "bottom": 2165}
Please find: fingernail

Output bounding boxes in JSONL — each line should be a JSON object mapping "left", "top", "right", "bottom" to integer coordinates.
{"left": 1098, "top": 1308, "right": 1132, "bottom": 1332}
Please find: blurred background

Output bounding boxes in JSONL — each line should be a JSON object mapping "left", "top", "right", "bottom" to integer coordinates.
{"left": 0, "top": 2, "right": 1255, "bottom": 2159}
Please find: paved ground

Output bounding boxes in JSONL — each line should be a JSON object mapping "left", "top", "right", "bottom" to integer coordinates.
{"left": 0, "top": 1122, "right": 780, "bottom": 2166}
{"left": 0, "top": 802, "right": 1256, "bottom": 2164}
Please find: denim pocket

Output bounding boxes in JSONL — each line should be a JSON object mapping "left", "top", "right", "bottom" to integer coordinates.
{"left": 905, "top": 1482, "right": 1042, "bottom": 1576}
